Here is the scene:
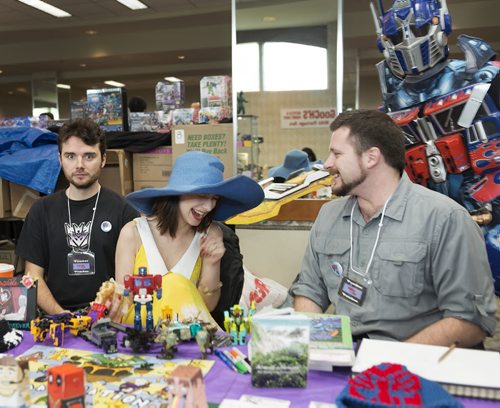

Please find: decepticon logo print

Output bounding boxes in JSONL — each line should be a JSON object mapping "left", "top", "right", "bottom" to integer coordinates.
{"left": 64, "top": 222, "right": 92, "bottom": 249}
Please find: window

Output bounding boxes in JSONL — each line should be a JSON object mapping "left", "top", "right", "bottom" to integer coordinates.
{"left": 263, "top": 42, "right": 327, "bottom": 91}
{"left": 234, "top": 42, "right": 260, "bottom": 92}
{"left": 235, "top": 41, "right": 328, "bottom": 92}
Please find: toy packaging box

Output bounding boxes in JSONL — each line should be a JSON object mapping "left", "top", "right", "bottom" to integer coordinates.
{"left": 172, "top": 108, "right": 195, "bottom": 125}
{"left": 0, "top": 116, "right": 36, "bottom": 127}
{"left": 70, "top": 100, "right": 88, "bottom": 120}
{"left": 155, "top": 80, "right": 185, "bottom": 112}
{"left": 86, "top": 87, "right": 128, "bottom": 131}
{"left": 0, "top": 275, "right": 38, "bottom": 330}
{"left": 129, "top": 112, "right": 159, "bottom": 132}
{"left": 200, "top": 75, "right": 232, "bottom": 108}
{"left": 199, "top": 106, "right": 232, "bottom": 124}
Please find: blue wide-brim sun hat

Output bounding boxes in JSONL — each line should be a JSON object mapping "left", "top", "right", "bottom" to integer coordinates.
{"left": 126, "top": 151, "right": 265, "bottom": 221}
{"left": 269, "top": 149, "right": 312, "bottom": 180}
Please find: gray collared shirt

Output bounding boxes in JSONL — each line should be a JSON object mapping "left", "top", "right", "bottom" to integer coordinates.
{"left": 290, "top": 173, "right": 497, "bottom": 340}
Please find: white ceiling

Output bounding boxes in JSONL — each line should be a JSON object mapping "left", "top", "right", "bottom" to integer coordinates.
{"left": 0, "top": 0, "right": 498, "bottom": 98}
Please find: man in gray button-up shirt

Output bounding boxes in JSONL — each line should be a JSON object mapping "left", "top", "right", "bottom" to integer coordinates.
{"left": 290, "top": 110, "right": 497, "bottom": 347}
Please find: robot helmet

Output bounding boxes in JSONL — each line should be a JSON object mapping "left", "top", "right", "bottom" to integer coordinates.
{"left": 371, "top": 0, "right": 452, "bottom": 78}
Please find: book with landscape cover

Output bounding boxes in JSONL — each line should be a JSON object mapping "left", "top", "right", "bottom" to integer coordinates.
{"left": 305, "top": 313, "right": 355, "bottom": 371}
{"left": 352, "top": 338, "right": 500, "bottom": 400}
{"left": 249, "top": 313, "right": 310, "bottom": 388}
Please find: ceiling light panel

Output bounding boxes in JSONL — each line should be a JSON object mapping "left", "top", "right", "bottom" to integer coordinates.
{"left": 104, "top": 80, "right": 125, "bottom": 87}
{"left": 17, "top": 0, "right": 72, "bottom": 18}
{"left": 114, "top": 0, "right": 148, "bottom": 10}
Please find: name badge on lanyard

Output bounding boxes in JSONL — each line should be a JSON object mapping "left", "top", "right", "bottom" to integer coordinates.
{"left": 338, "top": 276, "right": 367, "bottom": 306}
{"left": 67, "top": 251, "right": 96, "bottom": 276}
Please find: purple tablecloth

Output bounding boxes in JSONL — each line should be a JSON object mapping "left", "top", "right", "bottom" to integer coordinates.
{"left": 9, "top": 332, "right": 497, "bottom": 408}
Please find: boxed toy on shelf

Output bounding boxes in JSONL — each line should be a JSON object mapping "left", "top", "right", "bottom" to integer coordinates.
{"left": 86, "top": 87, "right": 128, "bottom": 131}
{"left": 199, "top": 106, "right": 232, "bottom": 124}
{"left": 200, "top": 75, "right": 232, "bottom": 108}
{"left": 70, "top": 100, "right": 87, "bottom": 120}
{"left": 172, "top": 108, "right": 195, "bottom": 125}
{"left": 155, "top": 80, "right": 185, "bottom": 112}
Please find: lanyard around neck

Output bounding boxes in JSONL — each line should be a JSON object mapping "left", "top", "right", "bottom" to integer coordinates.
{"left": 67, "top": 188, "right": 101, "bottom": 251}
{"left": 349, "top": 196, "right": 391, "bottom": 281}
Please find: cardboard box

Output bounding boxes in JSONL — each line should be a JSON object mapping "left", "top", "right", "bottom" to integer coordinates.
{"left": 10, "top": 183, "right": 42, "bottom": 219}
{"left": 133, "top": 180, "right": 167, "bottom": 191}
{"left": 172, "top": 124, "right": 234, "bottom": 177}
{"left": 133, "top": 146, "right": 172, "bottom": 182}
{"left": 0, "top": 178, "right": 11, "bottom": 218}
{"left": 9, "top": 172, "right": 68, "bottom": 219}
{"left": 101, "top": 149, "right": 133, "bottom": 196}
{"left": 0, "top": 240, "right": 24, "bottom": 273}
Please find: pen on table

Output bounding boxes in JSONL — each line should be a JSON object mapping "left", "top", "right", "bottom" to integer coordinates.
{"left": 223, "top": 350, "right": 249, "bottom": 374}
{"left": 229, "top": 347, "right": 252, "bottom": 373}
{"left": 438, "top": 341, "right": 458, "bottom": 363}
{"left": 215, "top": 349, "right": 238, "bottom": 372}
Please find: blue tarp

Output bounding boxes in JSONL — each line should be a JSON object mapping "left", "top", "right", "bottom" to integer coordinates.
{"left": 0, "top": 127, "right": 61, "bottom": 194}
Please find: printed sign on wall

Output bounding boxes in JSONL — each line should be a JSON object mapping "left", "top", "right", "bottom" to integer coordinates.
{"left": 280, "top": 107, "right": 336, "bottom": 129}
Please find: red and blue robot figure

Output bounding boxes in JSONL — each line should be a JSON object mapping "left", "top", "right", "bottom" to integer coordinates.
{"left": 124, "top": 267, "right": 162, "bottom": 331}
{"left": 371, "top": 0, "right": 500, "bottom": 293}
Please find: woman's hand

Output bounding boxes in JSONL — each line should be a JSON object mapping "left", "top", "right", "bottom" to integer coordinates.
{"left": 200, "top": 223, "right": 225, "bottom": 264}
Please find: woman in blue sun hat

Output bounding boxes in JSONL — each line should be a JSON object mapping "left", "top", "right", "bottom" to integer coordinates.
{"left": 114, "top": 151, "right": 264, "bottom": 328}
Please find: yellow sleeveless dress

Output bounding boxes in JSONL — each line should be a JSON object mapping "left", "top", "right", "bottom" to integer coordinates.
{"left": 121, "top": 225, "right": 219, "bottom": 328}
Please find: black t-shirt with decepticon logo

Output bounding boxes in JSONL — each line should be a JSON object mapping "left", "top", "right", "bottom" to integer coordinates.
{"left": 16, "top": 187, "right": 138, "bottom": 310}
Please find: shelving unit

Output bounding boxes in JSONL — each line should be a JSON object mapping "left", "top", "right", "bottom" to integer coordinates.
{"left": 237, "top": 115, "right": 262, "bottom": 180}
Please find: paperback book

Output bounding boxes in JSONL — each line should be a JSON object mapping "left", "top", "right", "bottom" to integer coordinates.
{"left": 249, "top": 313, "right": 310, "bottom": 388}
{"left": 306, "top": 313, "right": 355, "bottom": 371}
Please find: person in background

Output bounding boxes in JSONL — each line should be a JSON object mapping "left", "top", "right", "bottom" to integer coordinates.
{"left": 16, "top": 118, "right": 138, "bottom": 314}
{"left": 302, "top": 147, "right": 317, "bottom": 163}
{"left": 290, "top": 109, "right": 496, "bottom": 348}
{"left": 39, "top": 112, "right": 54, "bottom": 120}
{"left": 128, "top": 96, "right": 147, "bottom": 113}
{"left": 302, "top": 147, "right": 323, "bottom": 167}
{"left": 114, "top": 151, "right": 264, "bottom": 328}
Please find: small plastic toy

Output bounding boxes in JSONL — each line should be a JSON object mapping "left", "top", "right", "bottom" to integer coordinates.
{"left": 223, "top": 303, "right": 255, "bottom": 346}
{"left": 165, "top": 365, "right": 208, "bottom": 408}
{"left": 80, "top": 318, "right": 118, "bottom": 354}
{"left": 155, "top": 319, "right": 179, "bottom": 360}
{"left": 88, "top": 278, "right": 127, "bottom": 324}
{"left": 0, "top": 356, "right": 30, "bottom": 407}
{"left": 47, "top": 364, "right": 85, "bottom": 408}
{"left": 31, "top": 312, "right": 92, "bottom": 347}
{"left": 124, "top": 266, "right": 162, "bottom": 331}
{"left": 195, "top": 323, "right": 217, "bottom": 359}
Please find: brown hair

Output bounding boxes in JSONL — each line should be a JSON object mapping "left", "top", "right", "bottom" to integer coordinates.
{"left": 151, "top": 196, "right": 215, "bottom": 238}
{"left": 58, "top": 118, "right": 106, "bottom": 157}
{"left": 330, "top": 109, "right": 406, "bottom": 174}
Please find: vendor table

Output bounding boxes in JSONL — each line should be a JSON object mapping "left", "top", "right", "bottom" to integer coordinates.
{"left": 9, "top": 332, "right": 498, "bottom": 408}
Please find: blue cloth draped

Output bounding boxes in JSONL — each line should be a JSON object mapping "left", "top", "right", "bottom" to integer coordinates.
{"left": 0, "top": 127, "right": 60, "bottom": 194}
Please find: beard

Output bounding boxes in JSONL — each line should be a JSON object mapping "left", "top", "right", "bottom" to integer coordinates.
{"left": 331, "top": 168, "right": 367, "bottom": 196}
{"left": 64, "top": 169, "right": 101, "bottom": 190}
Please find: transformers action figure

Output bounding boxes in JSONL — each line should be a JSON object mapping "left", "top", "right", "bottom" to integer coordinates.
{"left": 223, "top": 303, "right": 255, "bottom": 346}
{"left": 124, "top": 267, "right": 162, "bottom": 331}
{"left": 371, "top": 0, "right": 499, "bottom": 291}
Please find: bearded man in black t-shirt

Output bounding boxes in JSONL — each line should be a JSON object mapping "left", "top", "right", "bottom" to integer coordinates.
{"left": 16, "top": 118, "right": 138, "bottom": 314}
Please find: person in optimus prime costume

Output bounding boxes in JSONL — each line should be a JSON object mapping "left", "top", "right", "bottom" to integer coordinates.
{"left": 124, "top": 267, "right": 162, "bottom": 331}
{"left": 371, "top": 0, "right": 500, "bottom": 293}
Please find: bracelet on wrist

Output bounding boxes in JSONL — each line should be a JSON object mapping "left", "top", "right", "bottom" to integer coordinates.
{"left": 199, "top": 281, "right": 223, "bottom": 296}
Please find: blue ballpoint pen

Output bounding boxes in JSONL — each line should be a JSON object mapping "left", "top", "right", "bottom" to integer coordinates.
{"left": 215, "top": 349, "right": 238, "bottom": 372}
